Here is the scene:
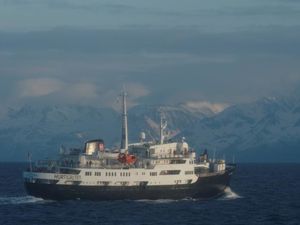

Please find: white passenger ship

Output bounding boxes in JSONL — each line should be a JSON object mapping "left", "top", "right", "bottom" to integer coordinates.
{"left": 23, "top": 92, "right": 235, "bottom": 200}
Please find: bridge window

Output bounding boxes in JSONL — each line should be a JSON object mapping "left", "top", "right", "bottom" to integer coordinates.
{"left": 150, "top": 172, "right": 157, "bottom": 176}
{"left": 185, "top": 171, "right": 194, "bottom": 175}
{"left": 160, "top": 170, "right": 181, "bottom": 175}
{"left": 85, "top": 171, "right": 92, "bottom": 176}
{"left": 170, "top": 160, "right": 186, "bottom": 164}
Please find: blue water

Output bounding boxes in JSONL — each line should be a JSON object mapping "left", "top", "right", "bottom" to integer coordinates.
{"left": 0, "top": 163, "right": 299, "bottom": 225}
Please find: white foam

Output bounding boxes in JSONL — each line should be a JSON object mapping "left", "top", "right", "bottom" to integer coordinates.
{"left": 0, "top": 196, "right": 45, "bottom": 205}
{"left": 136, "top": 197, "right": 197, "bottom": 204}
{"left": 220, "top": 187, "right": 242, "bottom": 200}
{"left": 136, "top": 199, "right": 178, "bottom": 204}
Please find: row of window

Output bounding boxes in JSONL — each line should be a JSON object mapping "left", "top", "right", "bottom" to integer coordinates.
{"left": 120, "top": 172, "right": 130, "bottom": 177}
{"left": 85, "top": 170, "right": 190, "bottom": 177}
{"left": 106, "top": 172, "right": 118, "bottom": 177}
{"left": 86, "top": 171, "right": 131, "bottom": 177}
{"left": 90, "top": 179, "right": 193, "bottom": 186}
{"left": 150, "top": 170, "right": 183, "bottom": 176}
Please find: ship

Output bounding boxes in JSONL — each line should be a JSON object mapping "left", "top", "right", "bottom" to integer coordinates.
{"left": 23, "top": 92, "right": 235, "bottom": 201}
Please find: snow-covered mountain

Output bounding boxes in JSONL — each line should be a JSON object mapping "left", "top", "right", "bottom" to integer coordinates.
{"left": 0, "top": 103, "right": 209, "bottom": 161}
{"left": 187, "top": 96, "right": 300, "bottom": 162}
{"left": 128, "top": 104, "right": 211, "bottom": 139}
{"left": 1, "top": 94, "right": 300, "bottom": 162}
{"left": 0, "top": 105, "right": 120, "bottom": 161}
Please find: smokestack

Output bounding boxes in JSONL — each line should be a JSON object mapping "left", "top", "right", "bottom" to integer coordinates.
{"left": 120, "top": 91, "right": 128, "bottom": 150}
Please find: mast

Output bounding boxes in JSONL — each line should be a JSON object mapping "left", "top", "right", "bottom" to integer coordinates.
{"left": 120, "top": 91, "right": 128, "bottom": 150}
{"left": 159, "top": 110, "right": 167, "bottom": 144}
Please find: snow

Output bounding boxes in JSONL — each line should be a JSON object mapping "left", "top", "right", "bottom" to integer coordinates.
{"left": 1, "top": 94, "right": 300, "bottom": 161}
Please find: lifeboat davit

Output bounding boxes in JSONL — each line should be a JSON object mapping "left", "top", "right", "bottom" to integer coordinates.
{"left": 118, "top": 153, "right": 137, "bottom": 164}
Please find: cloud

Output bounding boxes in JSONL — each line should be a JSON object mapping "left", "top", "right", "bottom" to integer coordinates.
{"left": 183, "top": 101, "right": 229, "bottom": 114}
{"left": 0, "top": 0, "right": 137, "bottom": 12}
{"left": 2, "top": 0, "right": 300, "bottom": 19}
{"left": 100, "top": 82, "right": 151, "bottom": 110}
{"left": 63, "top": 83, "right": 98, "bottom": 100}
{"left": 0, "top": 0, "right": 300, "bottom": 138}
{"left": 14, "top": 78, "right": 151, "bottom": 109}
{"left": 16, "top": 78, "right": 99, "bottom": 103}
{"left": 231, "top": 6, "right": 300, "bottom": 17}
{"left": 1, "top": 26, "right": 300, "bottom": 56}
{"left": 124, "top": 82, "right": 151, "bottom": 109}
{"left": 1, "top": 0, "right": 300, "bottom": 33}
{"left": 125, "top": 82, "right": 150, "bottom": 99}
{"left": 1, "top": 26, "right": 300, "bottom": 109}
{"left": 17, "top": 78, "right": 63, "bottom": 97}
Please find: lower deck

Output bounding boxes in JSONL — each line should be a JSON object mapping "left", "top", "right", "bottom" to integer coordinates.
{"left": 24, "top": 166, "right": 235, "bottom": 200}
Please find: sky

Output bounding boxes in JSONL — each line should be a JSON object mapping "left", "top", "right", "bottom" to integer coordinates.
{"left": 1, "top": 0, "right": 300, "bottom": 114}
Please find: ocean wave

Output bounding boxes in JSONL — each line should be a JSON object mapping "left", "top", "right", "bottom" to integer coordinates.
{"left": 0, "top": 196, "right": 45, "bottom": 205}
{"left": 136, "top": 199, "right": 178, "bottom": 204}
{"left": 219, "top": 187, "right": 242, "bottom": 200}
{"left": 135, "top": 197, "right": 198, "bottom": 204}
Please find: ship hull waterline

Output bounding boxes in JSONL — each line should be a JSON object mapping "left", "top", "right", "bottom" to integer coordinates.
{"left": 24, "top": 168, "right": 235, "bottom": 201}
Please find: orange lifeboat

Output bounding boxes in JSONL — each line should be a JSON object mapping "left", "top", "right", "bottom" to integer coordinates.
{"left": 118, "top": 153, "right": 137, "bottom": 164}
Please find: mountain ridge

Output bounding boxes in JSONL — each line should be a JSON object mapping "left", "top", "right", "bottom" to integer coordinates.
{"left": 0, "top": 94, "right": 300, "bottom": 162}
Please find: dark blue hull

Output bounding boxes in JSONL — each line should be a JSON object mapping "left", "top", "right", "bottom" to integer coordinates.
{"left": 24, "top": 166, "right": 235, "bottom": 201}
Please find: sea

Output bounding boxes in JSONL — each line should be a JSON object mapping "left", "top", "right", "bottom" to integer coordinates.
{"left": 0, "top": 163, "right": 299, "bottom": 225}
